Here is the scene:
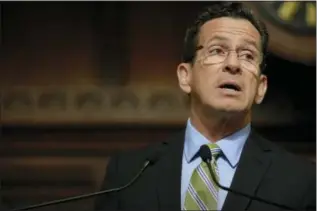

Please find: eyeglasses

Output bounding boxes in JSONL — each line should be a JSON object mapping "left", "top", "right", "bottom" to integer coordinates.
{"left": 195, "top": 45, "right": 262, "bottom": 72}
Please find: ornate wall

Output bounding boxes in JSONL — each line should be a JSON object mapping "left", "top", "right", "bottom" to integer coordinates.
{"left": 0, "top": 2, "right": 315, "bottom": 210}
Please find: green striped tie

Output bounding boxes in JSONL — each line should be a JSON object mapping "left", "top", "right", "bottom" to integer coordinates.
{"left": 184, "top": 143, "right": 221, "bottom": 211}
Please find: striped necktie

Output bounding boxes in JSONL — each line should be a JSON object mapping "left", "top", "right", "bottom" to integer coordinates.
{"left": 184, "top": 143, "right": 221, "bottom": 211}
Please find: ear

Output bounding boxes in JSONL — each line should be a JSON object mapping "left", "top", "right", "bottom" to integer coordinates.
{"left": 255, "top": 74, "right": 268, "bottom": 104}
{"left": 176, "top": 63, "right": 192, "bottom": 94}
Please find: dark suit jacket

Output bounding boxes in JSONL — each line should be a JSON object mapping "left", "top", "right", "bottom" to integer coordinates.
{"left": 0, "top": 180, "right": 6, "bottom": 211}
{"left": 95, "top": 130, "right": 316, "bottom": 211}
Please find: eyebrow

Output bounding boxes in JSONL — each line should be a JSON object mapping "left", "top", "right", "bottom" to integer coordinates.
{"left": 206, "top": 35, "right": 229, "bottom": 43}
{"left": 206, "top": 35, "right": 260, "bottom": 51}
{"left": 241, "top": 39, "right": 260, "bottom": 51}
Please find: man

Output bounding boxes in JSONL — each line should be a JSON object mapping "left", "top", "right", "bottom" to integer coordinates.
{"left": 95, "top": 2, "right": 316, "bottom": 211}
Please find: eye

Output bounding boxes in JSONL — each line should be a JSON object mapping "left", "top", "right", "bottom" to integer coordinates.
{"left": 240, "top": 51, "right": 255, "bottom": 61}
{"left": 208, "top": 47, "right": 225, "bottom": 55}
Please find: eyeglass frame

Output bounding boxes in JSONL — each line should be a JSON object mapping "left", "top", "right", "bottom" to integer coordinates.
{"left": 193, "top": 44, "right": 263, "bottom": 73}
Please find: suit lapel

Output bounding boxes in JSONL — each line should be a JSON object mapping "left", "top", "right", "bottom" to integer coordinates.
{"left": 222, "top": 130, "right": 272, "bottom": 211}
{"left": 156, "top": 132, "right": 185, "bottom": 211}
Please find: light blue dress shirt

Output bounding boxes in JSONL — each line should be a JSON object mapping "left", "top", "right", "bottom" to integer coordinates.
{"left": 181, "top": 119, "right": 251, "bottom": 210}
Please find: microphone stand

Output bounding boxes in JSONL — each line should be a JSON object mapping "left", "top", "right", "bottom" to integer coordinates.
{"left": 10, "top": 160, "right": 152, "bottom": 211}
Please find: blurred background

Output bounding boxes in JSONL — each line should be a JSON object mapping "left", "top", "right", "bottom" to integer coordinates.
{"left": 0, "top": 1, "right": 315, "bottom": 211}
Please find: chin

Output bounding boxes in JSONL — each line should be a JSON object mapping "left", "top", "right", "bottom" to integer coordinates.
{"left": 217, "top": 107, "right": 244, "bottom": 113}
{"left": 210, "top": 102, "right": 247, "bottom": 114}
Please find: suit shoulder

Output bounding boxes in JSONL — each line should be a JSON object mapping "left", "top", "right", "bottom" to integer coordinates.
{"left": 255, "top": 132, "right": 315, "bottom": 175}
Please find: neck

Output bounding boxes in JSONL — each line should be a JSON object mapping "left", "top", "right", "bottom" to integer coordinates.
{"left": 189, "top": 106, "right": 251, "bottom": 142}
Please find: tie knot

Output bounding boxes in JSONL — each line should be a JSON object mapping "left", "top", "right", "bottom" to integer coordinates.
{"left": 207, "top": 143, "right": 221, "bottom": 160}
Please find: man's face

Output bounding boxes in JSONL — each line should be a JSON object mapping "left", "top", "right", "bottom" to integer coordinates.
{"left": 177, "top": 17, "right": 267, "bottom": 114}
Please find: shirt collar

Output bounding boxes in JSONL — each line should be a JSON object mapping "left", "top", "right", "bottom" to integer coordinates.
{"left": 184, "top": 118, "right": 250, "bottom": 168}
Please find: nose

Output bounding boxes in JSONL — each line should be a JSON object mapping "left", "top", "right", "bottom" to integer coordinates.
{"left": 223, "top": 52, "right": 241, "bottom": 74}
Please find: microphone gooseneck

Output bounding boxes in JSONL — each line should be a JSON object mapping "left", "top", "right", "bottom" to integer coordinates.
{"left": 10, "top": 150, "right": 161, "bottom": 211}
{"left": 198, "top": 145, "right": 298, "bottom": 211}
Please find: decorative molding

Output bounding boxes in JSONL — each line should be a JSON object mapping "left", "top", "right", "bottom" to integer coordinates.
{"left": 0, "top": 85, "right": 304, "bottom": 126}
{"left": 0, "top": 86, "right": 188, "bottom": 125}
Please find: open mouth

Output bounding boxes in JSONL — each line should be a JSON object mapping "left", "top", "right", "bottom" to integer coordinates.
{"left": 219, "top": 83, "right": 241, "bottom": 92}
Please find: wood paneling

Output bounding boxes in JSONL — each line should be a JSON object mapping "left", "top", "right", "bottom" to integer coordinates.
{"left": 0, "top": 2, "right": 216, "bottom": 88}
{"left": 1, "top": 2, "right": 100, "bottom": 86}
{"left": 93, "top": 2, "right": 130, "bottom": 85}
{"left": 0, "top": 124, "right": 315, "bottom": 210}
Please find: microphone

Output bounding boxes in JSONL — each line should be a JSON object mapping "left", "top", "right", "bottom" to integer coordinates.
{"left": 9, "top": 150, "right": 162, "bottom": 211}
{"left": 199, "top": 145, "right": 299, "bottom": 211}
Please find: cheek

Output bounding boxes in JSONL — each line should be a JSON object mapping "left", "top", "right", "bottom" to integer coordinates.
{"left": 245, "top": 79, "right": 259, "bottom": 99}
{"left": 194, "top": 73, "right": 217, "bottom": 96}
{"left": 192, "top": 66, "right": 219, "bottom": 88}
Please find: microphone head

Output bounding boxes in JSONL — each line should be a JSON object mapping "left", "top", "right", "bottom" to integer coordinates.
{"left": 146, "top": 147, "right": 164, "bottom": 165}
{"left": 147, "top": 154, "right": 160, "bottom": 165}
{"left": 199, "top": 145, "right": 212, "bottom": 163}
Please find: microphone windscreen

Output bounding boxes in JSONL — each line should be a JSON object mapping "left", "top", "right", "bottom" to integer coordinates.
{"left": 199, "top": 145, "right": 212, "bottom": 162}
{"left": 146, "top": 147, "right": 164, "bottom": 165}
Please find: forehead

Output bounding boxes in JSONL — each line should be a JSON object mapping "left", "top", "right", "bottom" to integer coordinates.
{"left": 198, "top": 17, "right": 261, "bottom": 48}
